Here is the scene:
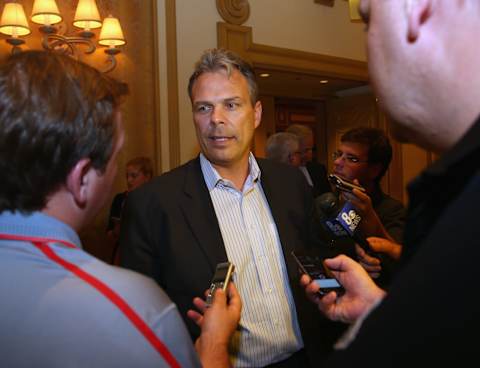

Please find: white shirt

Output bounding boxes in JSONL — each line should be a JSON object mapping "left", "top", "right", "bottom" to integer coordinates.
{"left": 299, "top": 165, "right": 314, "bottom": 187}
{"left": 200, "top": 153, "right": 303, "bottom": 367}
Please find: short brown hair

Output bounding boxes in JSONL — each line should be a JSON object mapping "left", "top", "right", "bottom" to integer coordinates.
{"left": 0, "top": 51, "right": 128, "bottom": 213}
{"left": 188, "top": 48, "right": 258, "bottom": 106}
{"left": 341, "top": 127, "right": 392, "bottom": 183}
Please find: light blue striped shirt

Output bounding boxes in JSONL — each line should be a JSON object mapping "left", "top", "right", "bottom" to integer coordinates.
{"left": 200, "top": 153, "right": 303, "bottom": 367}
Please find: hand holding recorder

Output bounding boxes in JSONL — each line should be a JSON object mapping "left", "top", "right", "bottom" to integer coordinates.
{"left": 291, "top": 251, "right": 344, "bottom": 297}
{"left": 187, "top": 262, "right": 241, "bottom": 368}
{"left": 299, "top": 254, "right": 386, "bottom": 324}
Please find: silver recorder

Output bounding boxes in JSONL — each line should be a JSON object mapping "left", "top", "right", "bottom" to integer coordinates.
{"left": 206, "top": 262, "right": 235, "bottom": 307}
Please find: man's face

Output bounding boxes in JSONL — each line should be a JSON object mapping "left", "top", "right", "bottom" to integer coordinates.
{"left": 300, "top": 134, "right": 314, "bottom": 165}
{"left": 191, "top": 69, "right": 261, "bottom": 170}
{"left": 359, "top": 0, "right": 415, "bottom": 143}
{"left": 288, "top": 143, "right": 303, "bottom": 167}
{"left": 333, "top": 142, "right": 374, "bottom": 186}
{"left": 126, "top": 165, "right": 150, "bottom": 191}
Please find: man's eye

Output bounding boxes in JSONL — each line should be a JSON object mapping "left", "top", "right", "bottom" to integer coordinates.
{"left": 195, "top": 105, "right": 211, "bottom": 113}
{"left": 226, "top": 102, "right": 238, "bottom": 110}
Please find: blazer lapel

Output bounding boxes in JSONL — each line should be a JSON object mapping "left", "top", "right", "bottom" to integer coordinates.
{"left": 179, "top": 158, "right": 228, "bottom": 272}
{"left": 258, "top": 159, "right": 295, "bottom": 256}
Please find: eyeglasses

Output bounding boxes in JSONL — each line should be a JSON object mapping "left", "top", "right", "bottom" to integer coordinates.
{"left": 332, "top": 151, "right": 369, "bottom": 164}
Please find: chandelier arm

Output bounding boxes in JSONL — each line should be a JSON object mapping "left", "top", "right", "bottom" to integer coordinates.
{"left": 42, "top": 34, "right": 96, "bottom": 55}
{"left": 102, "top": 53, "right": 117, "bottom": 73}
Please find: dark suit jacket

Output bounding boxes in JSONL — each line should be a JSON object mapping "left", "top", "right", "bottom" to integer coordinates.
{"left": 120, "top": 156, "right": 344, "bottom": 364}
{"left": 325, "top": 118, "right": 480, "bottom": 366}
{"left": 306, "top": 161, "right": 332, "bottom": 198}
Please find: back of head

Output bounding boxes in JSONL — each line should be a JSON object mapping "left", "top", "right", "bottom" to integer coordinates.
{"left": 341, "top": 127, "right": 392, "bottom": 183}
{"left": 285, "top": 124, "right": 313, "bottom": 143}
{"left": 265, "top": 132, "right": 300, "bottom": 166}
{"left": 127, "top": 156, "right": 154, "bottom": 179}
{"left": 0, "top": 50, "right": 128, "bottom": 213}
{"left": 285, "top": 124, "right": 314, "bottom": 164}
{"left": 188, "top": 48, "right": 258, "bottom": 106}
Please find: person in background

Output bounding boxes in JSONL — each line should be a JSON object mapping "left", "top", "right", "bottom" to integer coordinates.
{"left": 106, "top": 156, "right": 153, "bottom": 264}
{"left": 331, "top": 127, "right": 406, "bottom": 285}
{"left": 301, "top": 0, "right": 480, "bottom": 364}
{"left": 120, "top": 48, "right": 333, "bottom": 367}
{"left": 0, "top": 50, "right": 240, "bottom": 368}
{"left": 286, "top": 124, "right": 331, "bottom": 197}
{"left": 265, "top": 131, "right": 302, "bottom": 167}
{"left": 333, "top": 127, "right": 404, "bottom": 243}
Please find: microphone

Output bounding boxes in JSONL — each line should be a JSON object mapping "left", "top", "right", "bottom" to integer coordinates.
{"left": 315, "top": 192, "right": 349, "bottom": 238}
{"left": 315, "top": 192, "right": 375, "bottom": 256}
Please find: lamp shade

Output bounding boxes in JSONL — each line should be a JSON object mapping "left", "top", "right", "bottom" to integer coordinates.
{"left": 31, "top": 0, "right": 62, "bottom": 26}
{"left": 0, "top": 2, "right": 31, "bottom": 37}
{"left": 99, "top": 16, "right": 125, "bottom": 47}
{"left": 73, "top": 0, "right": 102, "bottom": 30}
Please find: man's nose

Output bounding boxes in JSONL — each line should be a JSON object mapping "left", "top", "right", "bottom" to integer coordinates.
{"left": 333, "top": 156, "right": 343, "bottom": 168}
{"left": 210, "top": 106, "right": 225, "bottom": 124}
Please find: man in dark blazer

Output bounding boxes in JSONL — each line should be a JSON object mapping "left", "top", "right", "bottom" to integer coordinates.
{"left": 120, "top": 49, "right": 341, "bottom": 367}
{"left": 285, "top": 124, "right": 331, "bottom": 198}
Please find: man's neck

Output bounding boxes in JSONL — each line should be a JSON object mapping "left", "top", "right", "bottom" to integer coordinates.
{"left": 42, "top": 191, "right": 84, "bottom": 232}
{"left": 212, "top": 158, "right": 250, "bottom": 192}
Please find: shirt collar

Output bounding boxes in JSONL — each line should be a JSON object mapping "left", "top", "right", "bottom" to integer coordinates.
{"left": 408, "top": 115, "right": 480, "bottom": 195}
{"left": 0, "top": 211, "right": 82, "bottom": 249}
{"left": 200, "top": 152, "right": 261, "bottom": 191}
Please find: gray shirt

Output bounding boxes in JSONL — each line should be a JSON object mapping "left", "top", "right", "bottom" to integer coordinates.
{"left": 0, "top": 211, "right": 200, "bottom": 368}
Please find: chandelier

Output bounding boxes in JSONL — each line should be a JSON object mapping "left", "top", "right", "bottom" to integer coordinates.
{"left": 0, "top": 0, "right": 126, "bottom": 73}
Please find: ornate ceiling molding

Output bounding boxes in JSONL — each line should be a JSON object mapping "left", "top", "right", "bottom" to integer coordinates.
{"left": 216, "top": 0, "right": 250, "bottom": 25}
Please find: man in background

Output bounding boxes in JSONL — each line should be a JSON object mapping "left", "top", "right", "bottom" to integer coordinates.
{"left": 0, "top": 50, "right": 240, "bottom": 367}
{"left": 302, "top": 0, "right": 480, "bottom": 364}
{"left": 332, "top": 127, "right": 404, "bottom": 244}
{"left": 286, "top": 124, "right": 331, "bottom": 197}
{"left": 265, "top": 131, "right": 302, "bottom": 167}
{"left": 331, "top": 127, "right": 405, "bottom": 285}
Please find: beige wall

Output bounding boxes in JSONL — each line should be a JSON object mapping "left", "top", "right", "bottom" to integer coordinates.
{"left": 246, "top": 0, "right": 366, "bottom": 61}
{"left": 176, "top": 0, "right": 220, "bottom": 162}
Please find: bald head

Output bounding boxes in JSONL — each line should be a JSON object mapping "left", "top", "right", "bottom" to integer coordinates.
{"left": 360, "top": 0, "right": 480, "bottom": 153}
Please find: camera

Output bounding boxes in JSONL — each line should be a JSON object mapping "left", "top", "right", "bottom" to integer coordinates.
{"left": 328, "top": 174, "right": 366, "bottom": 193}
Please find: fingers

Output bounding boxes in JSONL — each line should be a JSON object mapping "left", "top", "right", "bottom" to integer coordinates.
{"left": 209, "top": 288, "right": 226, "bottom": 307}
{"left": 355, "top": 243, "right": 366, "bottom": 258}
{"left": 359, "top": 259, "right": 381, "bottom": 272}
{"left": 193, "top": 296, "right": 208, "bottom": 312}
{"left": 323, "top": 254, "right": 353, "bottom": 272}
{"left": 300, "top": 273, "right": 312, "bottom": 287}
{"left": 225, "top": 283, "right": 242, "bottom": 316}
{"left": 366, "top": 236, "right": 403, "bottom": 260}
{"left": 187, "top": 308, "right": 203, "bottom": 327}
{"left": 187, "top": 293, "right": 210, "bottom": 328}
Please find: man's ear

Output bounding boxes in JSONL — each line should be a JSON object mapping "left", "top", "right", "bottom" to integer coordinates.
{"left": 406, "top": 0, "right": 433, "bottom": 42}
{"left": 367, "top": 163, "right": 383, "bottom": 182}
{"left": 66, "top": 158, "right": 92, "bottom": 208}
{"left": 254, "top": 100, "right": 262, "bottom": 129}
